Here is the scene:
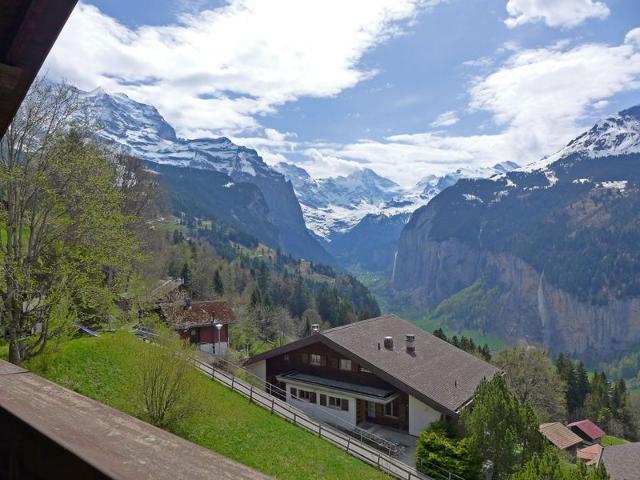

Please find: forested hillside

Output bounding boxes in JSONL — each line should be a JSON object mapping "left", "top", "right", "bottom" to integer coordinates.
{"left": 145, "top": 211, "right": 380, "bottom": 354}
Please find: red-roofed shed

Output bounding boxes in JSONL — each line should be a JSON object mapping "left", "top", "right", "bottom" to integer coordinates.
{"left": 568, "top": 419, "right": 606, "bottom": 444}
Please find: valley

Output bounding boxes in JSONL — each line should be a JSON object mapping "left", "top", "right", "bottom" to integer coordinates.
{"left": 81, "top": 86, "right": 640, "bottom": 376}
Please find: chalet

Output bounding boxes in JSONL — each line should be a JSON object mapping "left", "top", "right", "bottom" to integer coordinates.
{"left": 539, "top": 422, "right": 584, "bottom": 458}
{"left": 244, "top": 314, "right": 500, "bottom": 436}
{"left": 161, "top": 299, "right": 236, "bottom": 355}
{"left": 568, "top": 419, "right": 606, "bottom": 445}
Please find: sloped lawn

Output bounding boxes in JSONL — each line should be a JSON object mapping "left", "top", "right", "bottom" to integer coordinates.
{"left": 24, "top": 332, "right": 384, "bottom": 480}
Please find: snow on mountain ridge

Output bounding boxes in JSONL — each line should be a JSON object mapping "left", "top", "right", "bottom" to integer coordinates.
{"left": 519, "top": 105, "right": 640, "bottom": 173}
{"left": 277, "top": 161, "right": 520, "bottom": 239}
{"left": 79, "top": 88, "right": 280, "bottom": 181}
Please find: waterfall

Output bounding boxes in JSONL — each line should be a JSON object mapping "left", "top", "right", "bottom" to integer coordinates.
{"left": 391, "top": 250, "right": 398, "bottom": 284}
{"left": 537, "top": 271, "right": 551, "bottom": 348}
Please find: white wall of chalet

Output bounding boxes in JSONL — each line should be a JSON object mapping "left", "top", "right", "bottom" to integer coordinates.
{"left": 408, "top": 395, "right": 442, "bottom": 436}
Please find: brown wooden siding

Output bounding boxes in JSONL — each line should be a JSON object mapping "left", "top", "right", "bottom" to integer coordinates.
{"left": 266, "top": 341, "right": 396, "bottom": 391}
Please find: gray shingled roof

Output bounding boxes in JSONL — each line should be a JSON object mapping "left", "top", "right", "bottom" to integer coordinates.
{"left": 321, "top": 315, "right": 500, "bottom": 413}
{"left": 247, "top": 314, "right": 500, "bottom": 415}
{"left": 601, "top": 443, "right": 640, "bottom": 480}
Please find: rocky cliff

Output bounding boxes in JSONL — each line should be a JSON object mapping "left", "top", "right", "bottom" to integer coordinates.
{"left": 394, "top": 106, "right": 640, "bottom": 362}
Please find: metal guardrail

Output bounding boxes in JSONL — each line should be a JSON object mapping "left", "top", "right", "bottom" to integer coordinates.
{"left": 203, "top": 353, "right": 402, "bottom": 457}
{"left": 193, "top": 358, "right": 432, "bottom": 480}
{"left": 134, "top": 326, "right": 464, "bottom": 480}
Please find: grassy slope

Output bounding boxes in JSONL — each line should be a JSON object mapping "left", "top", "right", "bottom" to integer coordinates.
{"left": 601, "top": 435, "right": 627, "bottom": 446}
{"left": 24, "top": 332, "right": 383, "bottom": 480}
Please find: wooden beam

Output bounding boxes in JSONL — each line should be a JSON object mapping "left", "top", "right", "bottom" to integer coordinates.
{"left": 0, "top": 0, "right": 78, "bottom": 138}
{"left": 0, "top": 63, "right": 24, "bottom": 90}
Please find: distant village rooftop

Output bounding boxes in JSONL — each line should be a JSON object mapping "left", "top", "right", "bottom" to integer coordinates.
{"left": 568, "top": 419, "right": 606, "bottom": 442}
{"left": 539, "top": 422, "right": 584, "bottom": 451}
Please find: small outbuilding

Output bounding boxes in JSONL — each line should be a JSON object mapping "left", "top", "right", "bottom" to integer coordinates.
{"left": 161, "top": 299, "right": 236, "bottom": 355}
{"left": 577, "top": 444, "right": 603, "bottom": 466}
{"left": 568, "top": 419, "right": 606, "bottom": 445}
{"left": 539, "top": 422, "right": 584, "bottom": 458}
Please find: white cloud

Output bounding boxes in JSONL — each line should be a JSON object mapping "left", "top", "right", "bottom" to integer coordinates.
{"left": 309, "top": 30, "right": 640, "bottom": 187}
{"left": 302, "top": 148, "right": 366, "bottom": 178}
{"left": 431, "top": 110, "right": 459, "bottom": 127}
{"left": 47, "top": 0, "right": 442, "bottom": 137}
{"left": 505, "top": 0, "right": 610, "bottom": 29}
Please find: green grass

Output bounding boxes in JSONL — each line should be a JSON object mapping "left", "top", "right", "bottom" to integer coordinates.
{"left": 601, "top": 435, "right": 627, "bottom": 446}
{"left": 24, "top": 332, "right": 384, "bottom": 480}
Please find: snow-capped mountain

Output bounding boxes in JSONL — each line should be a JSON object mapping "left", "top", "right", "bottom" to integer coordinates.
{"left": 394, "top": 104, "right": 640, "bottom": 360}
{"left": 79, "top": 88, "right": 278, "bottom": 179}
{"left": 276, "top": 161, "right": 519, "bottom": 240}
{"left": 78, "top": 88, "right": 332, "bottom": 264}
{"left": 521, "top": 105, "right": 640, "bottom": 173}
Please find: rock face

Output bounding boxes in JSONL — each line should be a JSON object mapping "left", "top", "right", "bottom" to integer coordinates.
{"left": 79, "top": 88, "right": 332, "bottom": 263}
{"left": 394, "top": 105, "right": 640, "bottom": 362}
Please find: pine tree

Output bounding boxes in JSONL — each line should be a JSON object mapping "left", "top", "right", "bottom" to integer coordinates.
{"left": 463, "top": 375, "right": 544, "bottom": 479}
{"left": 213, "top": 269, "right": 224, "bottom": 295}
{"left": 575, "top": 362, "right": 590, "bottom": 412}
{"left": 181, "top": 262, "right": 192, "bottom": 289}
{"left": 288, "top": 277, "right": 308, "bottom": 318}
{"left": 433, "top": 328, "right": 448, "bottom": 341}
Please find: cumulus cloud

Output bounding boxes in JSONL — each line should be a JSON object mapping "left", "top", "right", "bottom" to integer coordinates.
{"left": 47, "top": 0, "right": 441, "bottom": 137}
{"left": 302, "top": 149, "right": 367, "bottom": 178}
{"left": 311, "top": 30, "right": 640, "bottom": 187}
{"left": 430, "top": 110, "right": 460, "bottom": 127}
{"left": 505, "top": 0, "right": 610, "bottom": 29}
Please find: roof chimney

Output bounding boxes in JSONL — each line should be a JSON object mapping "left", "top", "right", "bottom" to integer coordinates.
{"left": 383, "top": 336, "right": 394, "bottom": 350}
{"left": 311, "top": 324, "right": 320, "bottom": 334}
{"left": 406, "top": 334, "right": 415, "bottom": 354}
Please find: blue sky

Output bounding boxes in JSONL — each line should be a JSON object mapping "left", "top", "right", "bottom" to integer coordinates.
{"left": 46, "top": 0, "right": 640, "bottom": 186}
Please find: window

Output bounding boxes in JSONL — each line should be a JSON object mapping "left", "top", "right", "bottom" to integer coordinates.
{"left": 283, "top": 353, "right": 289, "bottom": 361}
{"left": 301, "top": 353, "right": 309, "bottom": 364}
{"left": 297, "top": 389, "right": 316, "bottom": 403}
{"left": 367, "top": 402, "right": 376, "bottom": 418}
{"left": 319, "top": 394, "right": 327, "bottom": 406}
{"left": 339, "top": 359, "right": 351, "bottom": 371}
{"left": 310, "top": 353, "right": 322, "bottom": 366}
{"left": 384, "top": 398, "right": 400, "bottom": 418}
{"left": 359, "top": 366, "right": 372, "bottom": 374}
{"left": 290, "top": 387, "right": 297, "bottom": 397}
{"left": 327, "top": 396, "right": 349, "bottom": 411}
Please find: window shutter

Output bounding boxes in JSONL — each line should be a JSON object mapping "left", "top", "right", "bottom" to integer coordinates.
{"left": 320, "top": 394, "right": 326, "bottom": 406}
